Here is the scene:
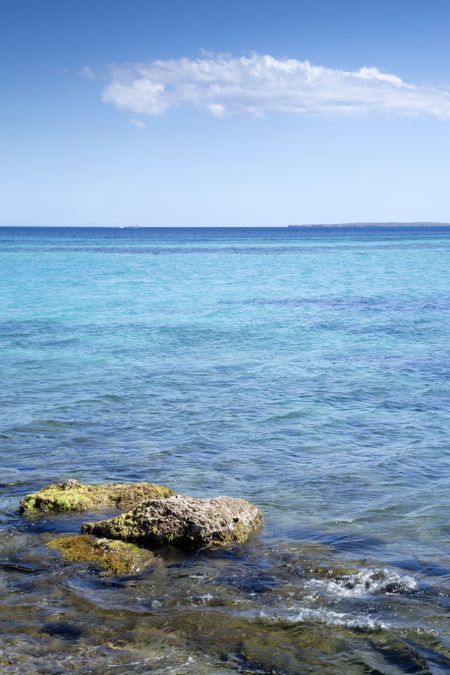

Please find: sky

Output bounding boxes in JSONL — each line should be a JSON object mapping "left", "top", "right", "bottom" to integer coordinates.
{"left": 1, "top": 0, "right": 450, "bottom": 227}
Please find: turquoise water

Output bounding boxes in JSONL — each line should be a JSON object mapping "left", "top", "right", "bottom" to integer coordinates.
{"left": 1, "top": 226, "right": 449, "bottom": 672}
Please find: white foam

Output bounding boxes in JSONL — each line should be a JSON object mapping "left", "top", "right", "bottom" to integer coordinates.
{"left": 193, "top": 593, "right": 215, "bottom": 604}
{"left": 306, "top": 567, "right": 418, "bottom": 597}
{"left": 261, "top": 606, "right": 392, "bottom": 630}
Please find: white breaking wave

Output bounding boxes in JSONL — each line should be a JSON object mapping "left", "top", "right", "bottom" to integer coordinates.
{"left": 260, "top": 606, "right": 392, "bottom": 631}
{"left": 305, "top": 567, "right": 418, "bottom": 598}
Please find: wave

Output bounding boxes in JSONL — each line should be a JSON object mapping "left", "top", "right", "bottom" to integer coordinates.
{"left": 305, "top": 567, "right": 418, "bottom": 597}
{"left": 263, "top": 606, "right": 394, "bottom": 630}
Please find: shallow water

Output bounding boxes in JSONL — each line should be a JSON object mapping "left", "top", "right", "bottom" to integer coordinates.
{"left": 0, "top": 226, "right": 449, "bottom": 673}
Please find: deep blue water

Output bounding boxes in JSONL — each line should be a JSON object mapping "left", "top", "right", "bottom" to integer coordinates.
{"left": 1, "top": 226, "right": 449, "bottom": 672}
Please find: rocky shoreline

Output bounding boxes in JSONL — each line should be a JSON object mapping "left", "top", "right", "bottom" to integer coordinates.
{"left": 20, "top": 479, "right": 263, "bottom": 575}
{"left": 7, "top": 478, "right": 449, "bottom": 672}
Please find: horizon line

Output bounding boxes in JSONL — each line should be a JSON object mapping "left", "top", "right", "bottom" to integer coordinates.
{"left": 1, "top": 222, "right": 450, "bottom": 229}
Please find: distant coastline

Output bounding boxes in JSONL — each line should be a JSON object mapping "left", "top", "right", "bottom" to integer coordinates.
{"left": 288, "top": 221, "right": 450, "bottom": 228}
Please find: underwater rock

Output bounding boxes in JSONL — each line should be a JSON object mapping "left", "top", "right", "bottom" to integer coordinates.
{"left": 82, "top": 494, "right": 262, "bottom": 550}
{"left": 20, "top": 479, "right": 174, "bottom": 514}
{"left": 47, "top": 534, "right": 155, "bottom": 575}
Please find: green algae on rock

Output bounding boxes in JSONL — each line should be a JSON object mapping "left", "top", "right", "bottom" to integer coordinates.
{"left": 82, "top": 494, "right": 262, "bottom": 550}
{"left": 47, "top": 534, "right": 155, "bottom": 575}
{"left": 20, "top": 478, "right": 174, "bottom": 515}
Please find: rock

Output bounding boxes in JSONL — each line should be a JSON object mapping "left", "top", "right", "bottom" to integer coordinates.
{"left": 61, "top": 478, "right": 81, "bottom": 490}
{"left": 82, "top": 494, "right": 262, "bottom": 550}
{"left": 307, "top": 564, "right": 360, "bottom": 579}
{"left": 47, "top": 534, "right": 155, "bottom": 575}
{"left": 20, "top": 480, "right": 174, "bottom": 514}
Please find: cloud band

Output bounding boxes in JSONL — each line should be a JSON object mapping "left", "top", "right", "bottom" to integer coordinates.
{"left": 100, "top": 53, "right": 450, "bottom": 119}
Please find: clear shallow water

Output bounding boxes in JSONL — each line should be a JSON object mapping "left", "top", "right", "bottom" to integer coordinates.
{"left": 0, "top": 226, "right": 449, "bottom": 673}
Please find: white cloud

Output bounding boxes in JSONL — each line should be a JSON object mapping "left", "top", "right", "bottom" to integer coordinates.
{"left": 100, "top": 53, "right": 450, "bottom": 120}
{"left": 129, "top": 117, "right": 147, "bottom": 128}
{"left": 79, "top": 65, "right": 96, "bottom": 79}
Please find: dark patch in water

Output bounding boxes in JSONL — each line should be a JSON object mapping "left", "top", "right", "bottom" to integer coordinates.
{"left": 219, "top": 573, "right": 279, "bottom": 594}
{"left": 405, "top": 639, "right": 450, "bottom": 672}
{"left": 0, "top": 561, "right": 43, "bottom": 574}
{"left": 370, "top": 640, "right": 432, "bottom": 674}
{"left": 43, "top": 622, "right": 82, "bottom": 642}
{"left": 392, "top": 558, "right": 450, "bottom": 579}
{"left": 325, "top": 533, "right": 386, "bottom": 553}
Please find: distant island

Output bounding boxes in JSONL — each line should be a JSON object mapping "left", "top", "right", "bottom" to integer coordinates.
{"left": 288, "top": 222, "right": 450, "bottom": 228}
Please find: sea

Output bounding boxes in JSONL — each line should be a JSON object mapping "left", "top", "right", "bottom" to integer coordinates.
{"left": 0, "top": 225, "right": 449, "bottom": 673}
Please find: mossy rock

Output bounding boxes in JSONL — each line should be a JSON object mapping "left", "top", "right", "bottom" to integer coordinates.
{"left": 47, "top": 534, "right": 155, "bottom": 575}
{"left": 83, "top": 494, "right": 262, "bottom": 550}
{"left": 20, "top": 479, "right": 174, "bottom": 515}
{"left": 306, "top": 564, "right": 360, "bottom": 579}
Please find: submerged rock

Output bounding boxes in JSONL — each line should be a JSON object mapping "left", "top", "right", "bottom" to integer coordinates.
{"left": 20, "top": 479, "right": 174, "bottom": 514}
{"left": 47, "top": 534, "right": 155, "bottom": 575}
{"left": 82, "top": 494, "right": 262, "bottom": 550}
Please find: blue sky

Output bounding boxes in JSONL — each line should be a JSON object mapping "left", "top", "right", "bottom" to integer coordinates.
{"left": 2, "top": 0, "right": 450, "bottom": 226}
